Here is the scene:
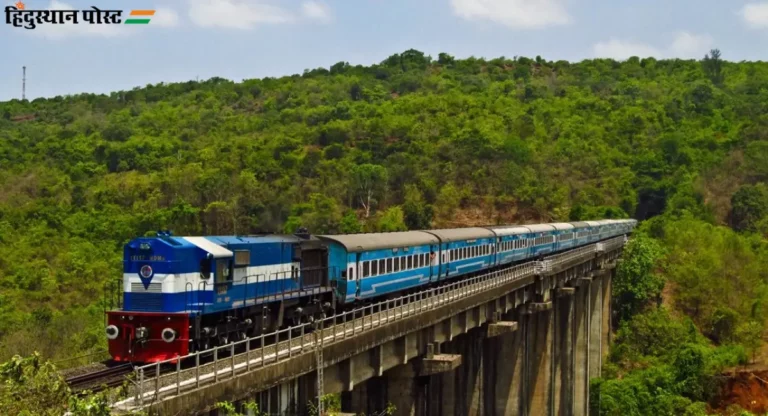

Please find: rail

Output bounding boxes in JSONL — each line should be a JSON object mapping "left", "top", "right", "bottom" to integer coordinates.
{"left": 116, "top": 236, "right": 628, "bottom": 409}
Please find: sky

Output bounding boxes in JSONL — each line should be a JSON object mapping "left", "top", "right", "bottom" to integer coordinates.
{"left": 1, "top": 0, "right": 767, "bottom": 101}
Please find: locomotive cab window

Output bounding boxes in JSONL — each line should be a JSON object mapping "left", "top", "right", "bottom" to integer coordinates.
{"left": 200, "top": 258, "right": 211, "bottom": 279}
{"left": 234, "top": 250, "right": 250, "bottom": 267}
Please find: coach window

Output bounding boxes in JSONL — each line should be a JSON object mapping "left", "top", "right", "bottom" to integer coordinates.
{"left": 348, "top": 266, "right": 354, "bottom": 280}
{"left": 400, "top": 256, "right": 405, "bottom": 270}
{"left": 363, "top": 261, "right": 370, "bottom": 278}
{"left": 379, "top": 259, "right": 385, "bottom": 275}
{"left": 394, "top": 257, "right": 400, "bottom": 272}
{"left": 371, "top": 260, "right": 378, "bottom": 276}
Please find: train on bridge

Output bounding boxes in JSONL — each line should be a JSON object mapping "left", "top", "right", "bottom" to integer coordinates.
{"left": 105, "top": 219, "right": 636, "bottom": 363}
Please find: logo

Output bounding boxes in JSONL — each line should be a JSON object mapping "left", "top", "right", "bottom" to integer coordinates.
{"left": 5, "top": 2, "right": 156, "bottom": 29}
{"left": 139, "top": 264, "right": 154, "bottom": 289}
{"left": 139, "top": 264, "right": 154, "bottom": 279}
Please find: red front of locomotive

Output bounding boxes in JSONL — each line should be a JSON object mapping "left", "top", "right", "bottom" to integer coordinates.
{"left": 106, "top": 311, "right": 190, "bottom": 363}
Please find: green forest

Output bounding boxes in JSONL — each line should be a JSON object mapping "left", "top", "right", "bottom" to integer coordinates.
{"left": 1, "top": 48, "right": 768, "bottom": 414}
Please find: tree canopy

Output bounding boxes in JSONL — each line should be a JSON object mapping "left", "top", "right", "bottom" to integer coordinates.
{"left": 2, "top": 49, "right": 768, "bottom": 414}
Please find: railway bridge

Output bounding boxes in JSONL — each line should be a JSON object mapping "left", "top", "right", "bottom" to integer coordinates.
{"left": 112, "top": 235, "right": 628, "bottom": 416}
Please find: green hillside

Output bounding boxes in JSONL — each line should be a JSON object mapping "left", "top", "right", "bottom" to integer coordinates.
{"left": 1, "top": 49, "right": 768, "bottom": 413}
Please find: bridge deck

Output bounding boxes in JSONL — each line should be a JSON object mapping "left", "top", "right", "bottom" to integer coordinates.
{"left": 112, "top": 237, "right": 626, "bottom": 413}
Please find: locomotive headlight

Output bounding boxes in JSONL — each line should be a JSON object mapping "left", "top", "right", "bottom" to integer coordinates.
{"left": 106, "top": 325, "right": 119, "bottom": 340}
{"left": 135, "top": 327, "right": 149, "bottom": 340}
{"left": 161, "top": 328, "right": 177, "bottom": 343}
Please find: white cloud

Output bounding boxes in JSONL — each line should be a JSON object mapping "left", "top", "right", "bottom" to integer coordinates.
{"left": 667, "top": 32, "right": 713, "bottom": 59}
{"left": 592, "top": 32, "right": 714, "bottom": 60}
{"left": 152, "top": 7, "right": 181, "bottom": 28}
{"left": 450, "top": 0, "right": 570, "bottom": 29}
{"left": 302, "top": 1, "right": 332, "bottom": 23}
{"left": 188, "top": 0, "right": 295, "bottom": 29}
{"left": 740, "top": 2, "right": 768, "bottom": 29}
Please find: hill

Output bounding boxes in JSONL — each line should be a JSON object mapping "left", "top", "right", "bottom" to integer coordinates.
{"left": 1, "top": 48, "right": 768, "bottom": 386}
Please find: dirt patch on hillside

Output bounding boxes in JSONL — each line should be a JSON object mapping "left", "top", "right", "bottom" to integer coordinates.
{"left": 711, "top": 370, "right": 768, "bottom": 415}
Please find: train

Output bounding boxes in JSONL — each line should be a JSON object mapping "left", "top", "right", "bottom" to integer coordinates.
{"left": 105, "top": 218, "right": 637, "bottom": 363}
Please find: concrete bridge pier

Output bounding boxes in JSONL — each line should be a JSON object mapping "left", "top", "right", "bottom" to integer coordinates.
{"left": 487, "top": 309, "right": 524, "bottom": 416}
{"left": 554, "top": 287, "right": 575, "bottom": 416}
{"left": 525, "top": 296, "right": 554, "bottom": 416}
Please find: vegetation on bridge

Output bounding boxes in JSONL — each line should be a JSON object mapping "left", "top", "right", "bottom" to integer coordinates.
{"left": 1, "top": 48, "right": 768, "bottom": 413}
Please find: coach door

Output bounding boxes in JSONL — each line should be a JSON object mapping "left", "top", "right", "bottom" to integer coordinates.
{"left": 297, "top": 239, "right": 328, "bottom": 289}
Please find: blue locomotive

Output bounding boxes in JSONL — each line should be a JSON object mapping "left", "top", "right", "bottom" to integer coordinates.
{"left": 106, "top": 219, "right": 636, "bottom": 362}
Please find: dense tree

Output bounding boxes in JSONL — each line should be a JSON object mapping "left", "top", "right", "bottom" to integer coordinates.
{"left": 0, "top": 49, "right": 767, "bottom": 382}
{"left": 730, "top": 183, "right": 768, "bottom": 232}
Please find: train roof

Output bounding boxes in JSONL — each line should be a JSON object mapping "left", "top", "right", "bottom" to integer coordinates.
{"left": 317, "top": 231, "right": 438, "bottom": 253}
{"left": 523, "top": 224, "right": 556, "bottom": 233}
{"left": 182, "top": 237, "right": 234, "bottom": 258}
{"left": 423, "top": 227, "right": 496, "bottom": 242}
{"left": 487, "top": 226, "right": 531, "bottom": 237}
{"left": 569, "top": 221, "right": 590, "bottom": 228}
{"left": 548, "top": 222, "right": 575, "bottom": 230}
{"left": 206, "top": 235, "right": 302, "bottom": 245}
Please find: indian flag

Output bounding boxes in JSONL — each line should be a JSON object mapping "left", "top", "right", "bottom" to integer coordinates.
{"left": 125, "top": 10, "right": 154, "bottom": 24}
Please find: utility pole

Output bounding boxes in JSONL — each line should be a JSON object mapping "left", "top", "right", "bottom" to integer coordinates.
{"left": 22, "top": 66, "right": 26, "bottom": 100}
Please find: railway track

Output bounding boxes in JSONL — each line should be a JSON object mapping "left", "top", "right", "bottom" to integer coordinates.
{"left": 65, "top": 363, "right": 135, "bottom": 393}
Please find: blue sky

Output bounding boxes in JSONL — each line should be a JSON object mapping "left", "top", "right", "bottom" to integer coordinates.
{"left": 1, "top": 0, "right": 767, "bottom": 101}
